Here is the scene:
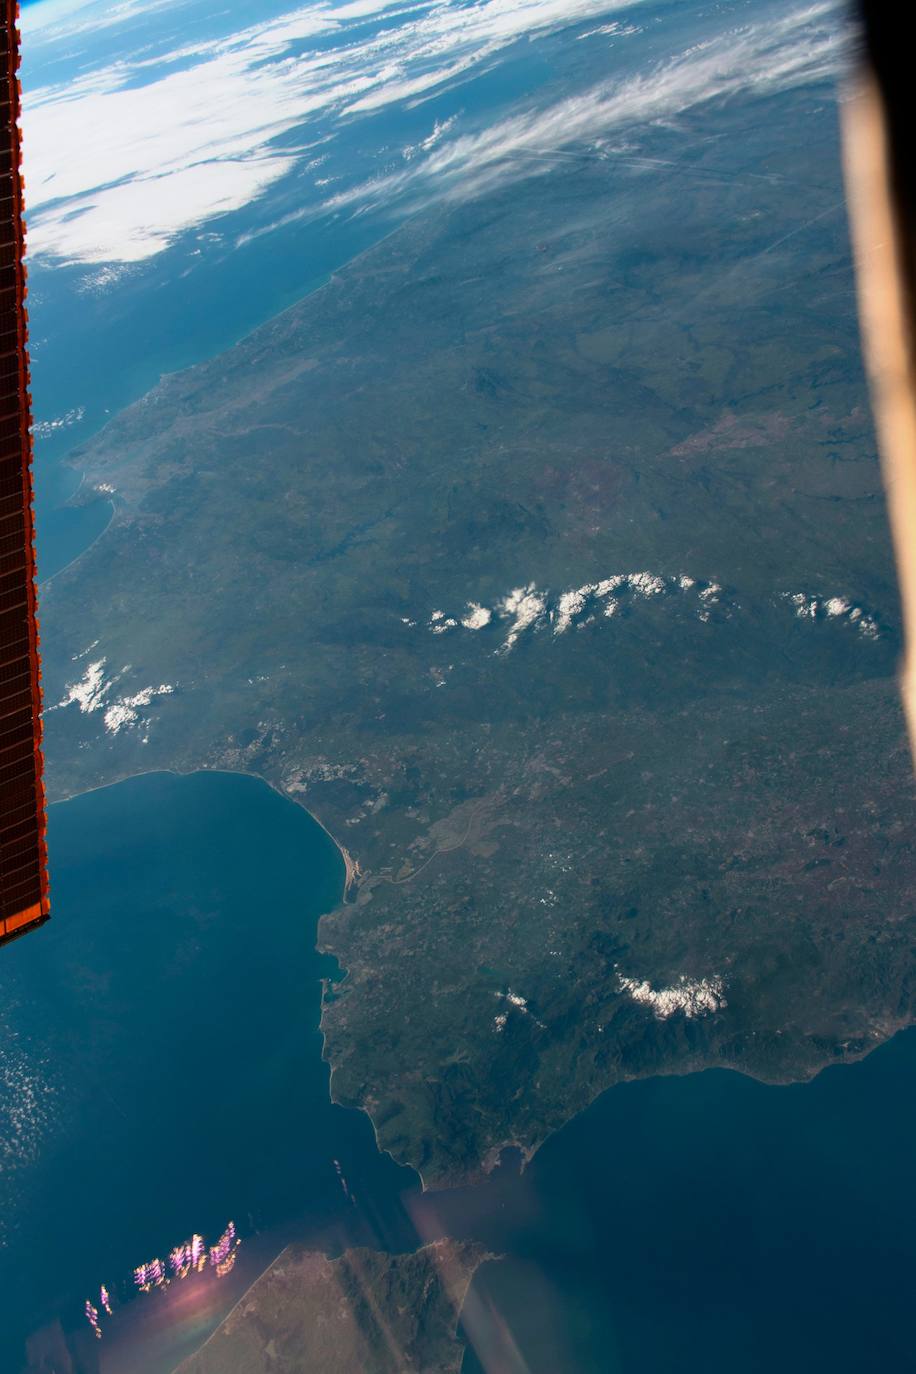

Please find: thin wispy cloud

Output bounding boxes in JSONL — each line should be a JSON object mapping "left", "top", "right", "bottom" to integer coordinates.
{"left": 326, "top": 2, "right": 846, "bottom": 214}
{"left": 21, "top": 0, "right": 181, "bottom": 41}
{"left": 21, "top": 0, "right": 843, "bottom": 267}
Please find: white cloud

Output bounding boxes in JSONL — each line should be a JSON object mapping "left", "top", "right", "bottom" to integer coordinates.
{"left": 30, "top": 157, "right": 296, "bottom": 265}
{"left": 785, "top": 589, "right": 878, "bottom": 638}
{"left": 594, "top": 575, "right": 626, "bottom": 597}
{"left": 480, "top": 571, "right": 700, "bottom": 645}
{"left": 22, "top": 0, "right": 844, "bottom": 267}
{"left": 554, "top": 585, "right": 593, "bottom": 634}
{"left": 495, "top": 987, "right": 546, "bottom": 1028}
{"left": 498, "top": 583, "right": 548, "bottom": 652}
{"left": 326, "top": 2, "right": 845, "bottom": 214}
{"left": 552, "top": 575, "right": 651, "bottom": 632}
{"left": 422, "top": 567, "right": 885, "bottom": 650}
{"left": 461, "top": 602, "right": 492, "bottom": 629}
{"left": 403, "top": 114, "right": 458, "bottom": 161}
{"left": 618, "top": 971, "right": 727, "bottom": 1018}
{"left": 577, "top": 19, "right": 641, "bottom": 40}
{"left": 21, "top": 0, "right": 178, "bottom": 40}
{"left": 53, "top": 655, "right": 175, "bottom": 736}
{"left": 627, "top": 571, "right": 665, "bottom": 596}
{"left": 103, "top": 683, "right": 175, "bottom": 735}
{"left": 32, "top": 406, "right": 84, "bottom": 440}
{"left": 22, "top": 0, "right": 648, "bottom": 265}
{"left": 55, "top": 658, "right": 111, "bottom": 713}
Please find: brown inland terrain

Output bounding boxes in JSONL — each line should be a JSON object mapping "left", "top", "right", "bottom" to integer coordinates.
{"left": 40, "top": 96, "right": 916, "bottom": 1189}
{"left": 176, "top": 1241, "right": 491, "bottom": 1374}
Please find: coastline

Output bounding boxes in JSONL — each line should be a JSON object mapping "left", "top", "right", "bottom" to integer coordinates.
{"left": 47, "top": 761, "right": 916, "bottom": 1197}
{"left": 49, "top": 763, "right": 358, "bottom": 900}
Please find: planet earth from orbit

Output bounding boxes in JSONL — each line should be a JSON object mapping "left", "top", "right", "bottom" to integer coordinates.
{"left": 3, "top": 0, "right": 916, "bottom": 1371}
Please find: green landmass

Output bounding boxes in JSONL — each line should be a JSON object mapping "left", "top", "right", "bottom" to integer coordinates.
{"left": 41, "top": 90, "right": 916, "bottom": 1186}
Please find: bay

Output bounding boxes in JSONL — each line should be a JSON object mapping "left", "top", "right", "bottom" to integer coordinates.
{"left": 0, "top": 770, "right": 418, "bottom": 1369}
{"left": 440, "top": 1028, "right": 916, "bottom": 1371}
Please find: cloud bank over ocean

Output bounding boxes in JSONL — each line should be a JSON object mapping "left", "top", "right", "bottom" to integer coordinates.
{"left": 21, "top": 0, "right": 844, "bottom": 266}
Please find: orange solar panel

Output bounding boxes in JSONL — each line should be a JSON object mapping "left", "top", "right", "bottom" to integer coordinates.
{"left": 0, "top": 2, "right": 49, "bottom": 947}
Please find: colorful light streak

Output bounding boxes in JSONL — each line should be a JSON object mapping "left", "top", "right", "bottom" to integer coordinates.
{"left": 134, "top": 1257, "right": 168, "bottom": 1294}
{"left": 170, "top": 1234, "right": 208, "bottom": 1279}
{"left": 87, "top": 1221, "right": 242, "bottom": 1338}
{"left": 208, "top": 1221, "right": 241, "bottom": 1278}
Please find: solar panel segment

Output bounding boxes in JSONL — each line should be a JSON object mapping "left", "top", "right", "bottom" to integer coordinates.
{"left": 0, "top": 2, "right": 49, "bottom": 946}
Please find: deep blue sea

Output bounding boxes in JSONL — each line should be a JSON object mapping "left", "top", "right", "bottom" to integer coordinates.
{"left": 0, "top": 772, "right": 419, "bottom": 1370}
{"left": 445, "top": 1029, "right": 916, "bottom": 1372}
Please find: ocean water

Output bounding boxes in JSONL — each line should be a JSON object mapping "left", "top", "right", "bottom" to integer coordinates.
{"left": 4, "top": 767, "right": 916, "bottom": 1370}
{"left": 446, "top": 1028, "right": 916, "bottom": 1371}
{"left": 0, "top": 771, "right": 418, "bottom": 1369}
